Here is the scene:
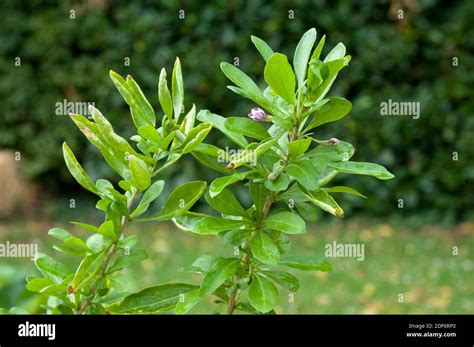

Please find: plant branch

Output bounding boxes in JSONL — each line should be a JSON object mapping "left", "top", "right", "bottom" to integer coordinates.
{"left": 76, "top": 188, "right": 137, "bottom": 314}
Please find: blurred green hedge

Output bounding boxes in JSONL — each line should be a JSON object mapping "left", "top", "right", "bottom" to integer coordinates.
{"left": 1, "top": 0, "right": 473, "bottom": 222}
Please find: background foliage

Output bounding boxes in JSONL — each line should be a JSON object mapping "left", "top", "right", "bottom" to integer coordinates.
{"left": 1, "top": 0, "right": 473, "bottom": 223}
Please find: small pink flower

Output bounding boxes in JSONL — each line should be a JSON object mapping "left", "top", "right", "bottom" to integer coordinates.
{"left": 248, "top": 107, "right": 270, "bottom": 122}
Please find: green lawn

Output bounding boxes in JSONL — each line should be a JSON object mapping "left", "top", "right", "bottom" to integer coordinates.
{"left": 1, "top": 219, "right": 473, "bottom": 314}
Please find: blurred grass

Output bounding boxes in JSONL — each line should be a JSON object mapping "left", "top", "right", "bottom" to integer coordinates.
{"left": 0, "top": 219, "right": 473, "bottom": 314}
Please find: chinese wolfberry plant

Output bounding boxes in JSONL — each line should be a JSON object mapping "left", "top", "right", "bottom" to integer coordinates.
{"left": 26, "top": 29, "right": 393, "bottom": 315}
{"left": 172, "top": 28, "right": 394, "bottom": 314}
{"left": 26, "top": 59, "right": 211, "bottom": 314}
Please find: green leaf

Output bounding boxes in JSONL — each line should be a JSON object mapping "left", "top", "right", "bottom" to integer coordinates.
{"left": 138, "top": 125, "right": 161, "bottom": 143}
{"left": 71, "top": 222, "right": 98, "bottom": 233}
{"left": 131, "top": 180, "right": 165, "bottom": 217}
{"left": 295, "top": 202, "right": 318, "bottom": 222}
{"left": 209, "top": 171, "right": 252, "bottom": 198}
{"left": 69, "top": 115, "right": 129, "bottom": 178}
{"left": 205, "top": 189, "right": 247, "bottom": 217}
{"left": 262, "top": 271, "right": 299, "bottom": 292}
{"left": 193, "top": 216, "right": 246, "bottom": 235}
{"left": 71, "top": 251, "right": 106, "bottom": 292}
{"left": 26, "top": 277, "right": 55, "bottom": 292}
{"left": 264, "top": 53, "right": 295, "bottom": 104}
{"left": 304, "top": 97, "right": 352, "bottom": 132}
{"left": 224, "top": 117, "right": 270, "bottom": 141}
{"left": 180, "top": 104, "right": 196, "bottom": 135}
{"left": 328, "top": 161, "right": 395, "bottom": 180}
{"left": 35, "top": 253, "right": 69, "bottom": 279}
{"left": 285, "top": 159, "right": 320, "bottom": 191}
{"left": 251, "top": 35, "right": 274, "bottom": 62}
{"left": 250, "top": 232, "right": 280, "bottom": 265}
{"left": 248, "top": 274, "right": 278, "bottom": 313}
{"left": 89, "top": 106, "right": 138, "bottom": 157}
{"left": 293, "top": 28, "right": 317, "bottom": 87}
{"left": 324, "top": 42, "right": 346, "bottom": 62}
{"left": 109, "top": 70, "right": 154, "bottom": 128}
{"left": 279, "top": 256, "right": 333, "bottom": 271}
{"left": 97, "top": 220, "right": 116, "bottom": 239}
{"left": 310, "top": 34, "right": 326, "bottom": 61}
{"left": 306, "top": 189, "right": 344, "bottom": 217}
{"left": 48, "top": 227, "right": 72, "bottom": 241}
{"left": 158, "top": 68, "right": 173, "bottom": 119}
{"left": 172, "top": 57, "right": 184, "bottom": 120}
{"left": 249, "top": 182, "right": 268, "bottom": 220}
{"left": 62, "top": 143, "right": 99, "bottom": 195}
{"left": 324, "top": 186, "right": 367, "bottom": 199}
{"left": 142, "top": 181, "right": 207, "bottom": 221}
{"left": 220, "top": 62, "right": 262, "bottom": 99}
{"left": 307, "top": 139, "right": 355, "bottom": 162}
{"left": 197, "top": 110, "right": 248, "bottom": 148}
{"left": 175, "top": 288, "right": 200, "bottom": 314}
{"left": 181, "top": 122, "right": 212, "bottom": 154}
{"left": 314, "top": 57, "right": 350, "bottom": 103}
{"left": 199, "top": 258, "right": 240, "bottom": 296}
{"left": 191, "top": 254, "right": 218, "bottom": 272}
{"left": 109, "top": 283, "right": 197, "bottom": 313}
{"left": 264, "top": 211, "right": 306, "bottom": 234}
{"left": 125, "top": 75, "right": 156, "bottom": 126}
{"left": 265, "top": 174, "right": 291, "bottom": 192}
{"left": 288, "top": 138, "right": 312, "bottom": 159}
{"left": 109, "top": 249, "right": 148, "bottom": 272}
{"left": 128, "top": 155, "right": 151, "bottom": 191}
{"left": 49, "top": 228, "right": 88, "bottom": 250}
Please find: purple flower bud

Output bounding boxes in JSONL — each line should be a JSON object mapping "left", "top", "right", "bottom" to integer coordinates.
{"left": 248, "top": 107, "right": 270, "bottom": 122}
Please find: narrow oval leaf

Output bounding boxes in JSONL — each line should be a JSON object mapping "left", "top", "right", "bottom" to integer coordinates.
{"left": 71, "top": 251, "right": 106, "bottom": 292}
{"left": 158, "top": 68, "right": 173, "bottom": 119}
{"left": 250, "top": 232, "right": 280, "bottom": 265}
{"left": 128, "top": 155, "right": 151, "bottom": 191}
{"left": 279, "top": 256, "right": 333, "bottom": 271}
{"left": 220, "top": 62, "right": 262, "bottom": 98}
{"left": 285, "top": 159, "right": 321, "bottom": 191}
{"left": 288, "top": 138, "right": 312, "bottom": 159}
{"left": 306, "top": 189, "right": 344, "bottom": 217}
{"left": 35, "top": 253, "right": 69, "bottom": 280}
{"left": 293, "top": 28, "right": 317, "bottom": 87}
{"left": 324, "top": 186, "right": 367, "bottom": 199}
{"left": 97, "top": 220, "right": 116, "bottom": 238}
{"left": 251, "top": 35, "right": 274, "bottom": 62}
{"left": 142, "top": 181, "right": 207, "bottom": 221}
{"left": 224, "top": 117, "right": 270, "bottom": 141}
{"left": 125, "top": 75, "right": 156, "bottom": 126}
{"left": 264, "top": 53, "right": 295, "bottom": 104}
{"left": 304, "top": 97, "right": 352, "bottom": 131}
{"left": 62, "top": 143, "right": 99, "bottom": 195}
{"left": 205, "top": 189, "right": 247, "bottom": 217}
{"left": 262, "top": 271, "right": 300, "bottom": 292}
{"left": 328, "top": 161, "right": 395, "bottom": 180}
{"left": 248, "top": 275, "right": 278, "bottom": 313}
{"left": 264, "top": 211, "right": 306, "bottom": 234}
{"left": 131, "top": 180, "right": 165, "bottom": 217}
{"left": 199, "top": 258, "right": 240, "bottom": 296}
{"left": 175, "top": 288, "right": 201, "bottom": 314}
{"left": 193, "top": 216, "right": 246, "bottom": 235}
{"left": 197, "top": 109, "right": 248, "bottom": 148}
{"left": 172, "top": 57, "right": 184, "bottom": 120}
{"left": 109, "top": 283, "right": 197, "bottom": 313}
